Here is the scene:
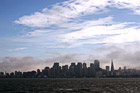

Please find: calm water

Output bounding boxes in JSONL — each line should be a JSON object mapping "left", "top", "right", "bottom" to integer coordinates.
{"left": 0, "top": 78, "right": 140, "bottom": 93}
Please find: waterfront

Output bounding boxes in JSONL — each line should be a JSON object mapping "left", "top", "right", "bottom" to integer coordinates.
{"left": 0, "top": 78, "right": 140, "bottom": 93}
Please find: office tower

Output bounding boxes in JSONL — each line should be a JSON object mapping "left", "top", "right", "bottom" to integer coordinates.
{"left": 53, "top": 62, "right": 60, "bottom": 77}
{"left": 94, "top": 60, "right": 100, "bottom": 71}
{"left": 105, "top": 66, "right": 110, "bottom": 76}
{"left": 76, "top": 62, "right": 83, "bottom": 77}
{"left": 53, "top": 62, "right": 59, "bottom": 68}
{"left": 71, "top": 62, "right": 76, "bottom": 67}
{"left": 0, "top": 72, "right": 4, "bottom": 78}
{"left": 89, "top": 63, "right": 95, "bottom": 77}
{"left": 62, "top": 65, "right": 68, "bottom": 73}
{"left": 37, "top": 69, "right": 41, "bottom": 76}
{"left": 83, "top": 63, "right": 88, "bottom": 77}
{"left": 111, "top": 60, "right": 114, "bottom": 72}
{"left": 69, "top": 62, "right": 76, "bottom": 77}
{"left": 43, "top": 67, "right": 50, "bottom": 77}
{"left": 62, "top": 65, "right": 68, "bottom": 77}
{"left": 124, "top": 66, "right": 126, "bottom": 72}
{"left": 118, "top": 67, "right": 121, "bottom": 71}
{"left": 44, "top": 67, "right": 49, "bottom": 70}
{"left": 90, "top": 63, "right": 94, "bottom": 68}
{"left": 106, "top": 66, "right": 110, "bottom": 71}
{"left": 83, "top": 63, "right": 87, "bottom": 68}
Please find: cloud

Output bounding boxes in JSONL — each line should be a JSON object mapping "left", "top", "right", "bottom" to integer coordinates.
{"left": 58, "top": 20, "right": 140, "bottom": 48}
{"left": 15, "top": 0, "right": 140, "bottom": 28}
{"left": 112, "top": 0, "right": 140, "bottom": 15}
{"left": 0, "top": 54, "right": 97, "bottom": 72}
{"left": 12, "top": 15, "right": 140, "bottom": 49}
{"left": 8, "top": 47, "right": 27, "bottom": 51}
{"left": 1, "top": 42, "right": 140, "bottom": 72}
{"left": 13, "top": 0, "right": 140, "bottom": 49}
{"left": 14, "top": 0, "right": 111, "bottom": 27}
{"left": 25, "top": 29, "right": 50, "bottom": 37}
{"left": 0, "top": 56, "right": 46, "bottom": 72}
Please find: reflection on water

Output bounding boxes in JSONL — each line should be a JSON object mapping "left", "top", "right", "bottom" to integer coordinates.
{"left": 0, "top": 78, "right": 140, "bottom": 93}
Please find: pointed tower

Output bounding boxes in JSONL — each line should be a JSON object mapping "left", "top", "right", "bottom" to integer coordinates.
{"left": 111, "top": 59, "right": 114, "bottom": 72}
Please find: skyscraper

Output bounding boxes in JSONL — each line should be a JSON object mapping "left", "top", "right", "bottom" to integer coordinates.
{"left": 53, "top": 62, "right": 60, "bottom": 77}
{"left": 89, "top": 63, "right": 95, "bottom": 77}
{"left": 83, "top": 63, "right": 87, "bottom": 69}
{"left": 69, "top": 62, "right": 76, "bottom": 77}
{"left": 76, "top": 62, "right": 82, "bottom": 77}
{"left": 71, "top": 62, "right": 75, "bottom": 67}
{"left": 106, "top": 66, "right": 110, "bottom": 71}
{"left": 83, "top": 63, "right": 88, "bottom": 77}
{"left": 111, "top": 60, "right": 114, "bottom": 72}
{"left": 94, "top": 60, "right": 100, "bottom": 71}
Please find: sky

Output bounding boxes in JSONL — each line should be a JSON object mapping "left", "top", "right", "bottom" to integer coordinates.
{"left": 1, "top": 0, "right": 140, "bottom": 72}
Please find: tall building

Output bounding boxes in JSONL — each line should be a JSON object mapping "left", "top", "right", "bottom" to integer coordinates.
{"left": 53, "top": 62, "right": 60, "bottom": 77}
{"left": 106, "top": 66, "right": 110, "bottom": 71}
{"left": 105, "top": 66, "right": 110, "bottom": 76}
{"left": 76, "top": 62, "right": 83, "bottom": 77}
{"left": 53, "top": 62, "right": 59, "bottom": 68}
{"left": 62, "top": 65, "right": 68, "bottom": 77}
{"left": 90, "top": 63, "right": 94, "bottom": 68}
{"left": 124, "top": 66, "right": 126, "bottom": 72}
{"left": 111, "top": 60, "right": 114, "bottom": 72}
{"left": 89, "top": 63, "right": 95, "bottom": 77}
{"left": 83, "top": 63, "right": 87, "bottom": 69}
{"left": 118, "top": 67, "right": 121, "bottom": 71}
{"left": 71, "top": 62, "right": 75, "bottom": 67}
{"left": 83, "top": 63, "right": 88, "bottom": 77}
{"left": 69, "top": 62, "right": 76, "bottom": 77}
{"left": 94, "top": 60, "right": 100, "bottom": 71}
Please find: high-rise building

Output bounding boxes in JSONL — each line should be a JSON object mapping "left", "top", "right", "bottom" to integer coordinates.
{"left": 71, "top": 63, "right": 75, "bottom": 67}
{"left": 106, "top": 66, "right": 110, "bottom": 71}
{"left": 53, "top": 62, "right": 60, "bottom": 77}
{"left": 69, "top": 62, "right": 76, "bottom": 77}
{"left": 94, "top": 60, "right": 100, "bottom": 71}
{"left": 118, "top": 67, "right": 121, "bottom": 71}
{"left": 43, "top": 67, "right": 50, "bottom": 77}
{"left": 83, "top": 63, "right": 88, "bottom": 77}
{"left": 62, "top": 65, "right": 68, "bottom": 77}
{"left": 76, "top": 62, "right": 83, "bottom": 77}
{"left": 37, "top": 69, "right": 41, "bottom": 75}
{"left": 111, "top": 60, "right": 114, "bottom": 72}
{"left": 53, "top": 62, "right": 59, "bottom": 68}
{"left": 124, "top": 66, "right": 126, "bottom": 72}
{"left": 90, "top": 63, "right": 94, "bottom": 68}
{"left": 83, "top": 63, "right": 87, "bottom": 69}
{"left": 89, "top": 63, "right": 95, "bottom": 77}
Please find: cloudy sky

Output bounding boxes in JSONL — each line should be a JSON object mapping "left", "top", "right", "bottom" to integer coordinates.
{"left": 1, "top": 0, "right": 140, "bottom": 72}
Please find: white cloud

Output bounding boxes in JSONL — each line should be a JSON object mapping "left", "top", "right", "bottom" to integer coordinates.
{"left": 12, "top": 0, "right": 140, "bottom": 49}
{"left": 112, "top": 0, "right": 140, "bottom": 14}
{"left": 15, "top": 0, "right": 140, "bottom": 27}
{"left": 14, "top": 0, "right": 111, "bottom": 27}
{"left": 58, "top": 19, "right": 140, "bottom": 48}
{"left": 103, "top": 27, "right": 140, "bottom": 43}
{"left": 13, "top": 15, "right": 140, "bottom": 49}
{"left": 8, "top": 47, "right": 27, "bottom": 51}
{"left": 25, "top": 29, "right": 50, "bottom": 37}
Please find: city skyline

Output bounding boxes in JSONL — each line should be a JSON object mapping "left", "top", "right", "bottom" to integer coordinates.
{"left": 0, "top": 57, "right": 138, "bottom": 73}
{"left": 1, "top": 0, "right": 140, "bottom": 72}
{"left": 1, "top": 59, "right": 140, "bottom": 78}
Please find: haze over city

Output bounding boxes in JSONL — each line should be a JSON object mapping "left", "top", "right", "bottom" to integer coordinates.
{"left": 1, "top": 0, "right": 140, "bottom": 72}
